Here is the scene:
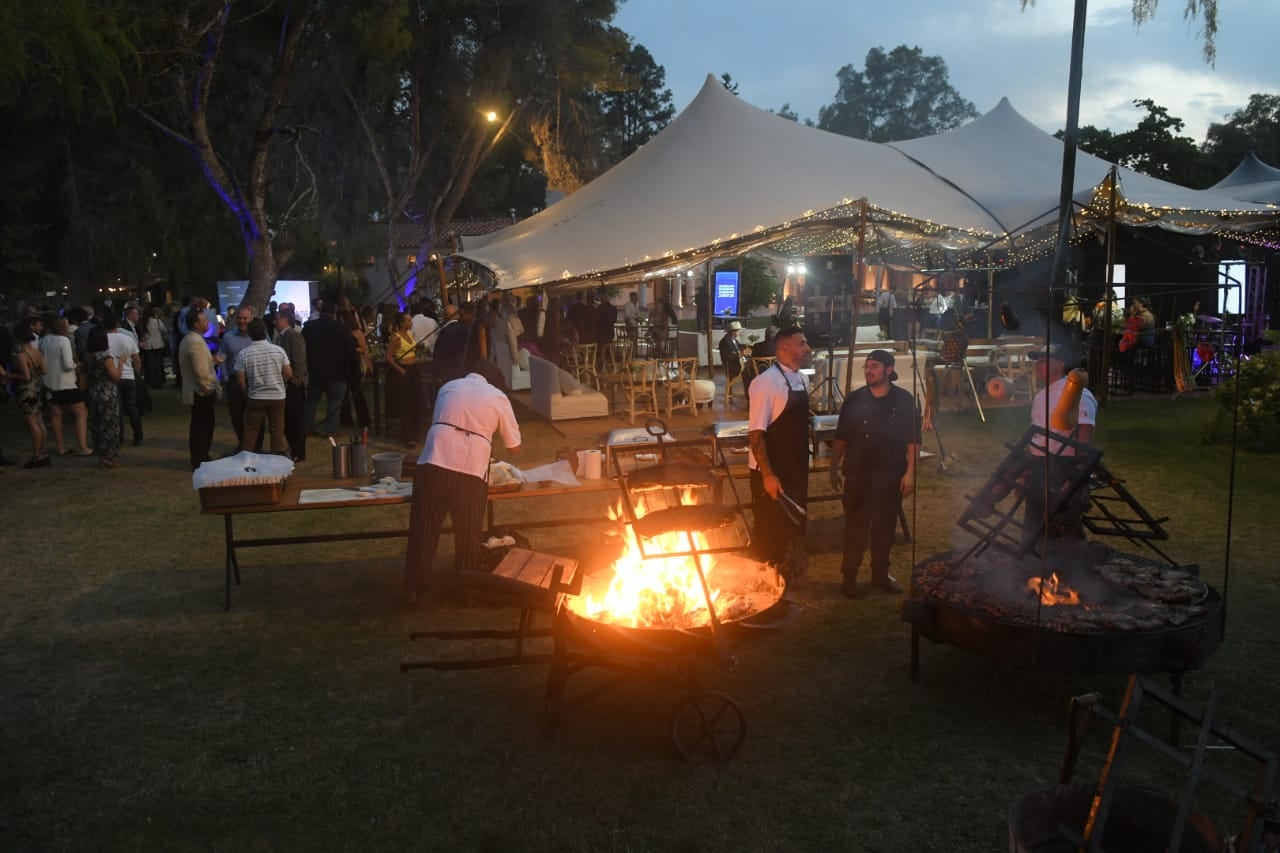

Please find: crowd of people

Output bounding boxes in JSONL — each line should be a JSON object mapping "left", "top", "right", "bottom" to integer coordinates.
{"left": 0, "top": 302, "right": 161, "bottom": 469}
{"left": 0, "top": 293, "right": 388, "bottom": 472}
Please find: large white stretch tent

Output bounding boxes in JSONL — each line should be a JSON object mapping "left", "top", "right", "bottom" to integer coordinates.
{"left": 461, "top": 75, "right": 1278, "bottom": 292}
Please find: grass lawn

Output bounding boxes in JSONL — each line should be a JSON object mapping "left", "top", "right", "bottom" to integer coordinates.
{"left": 1, "top": 388, "right": 1276, "bottom": 851}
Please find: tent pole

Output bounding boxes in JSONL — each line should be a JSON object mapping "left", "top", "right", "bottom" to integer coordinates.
{"left": 987, "top": 270, "right": 995, "bottom": 338}
{"left": 436, "top": 255, "right": 449, "bottom": 306}
{"left": 1100, "top": 164, "right": 1119, "bottom": 403}
{"left": 704, "top": 258, "right": 715, "bottom": 381}
{"left": 1049, "top": 0, "right": 1089, "bottom": 289}
{"left": 843, "top": 198, "right": 868, "bottom": 396}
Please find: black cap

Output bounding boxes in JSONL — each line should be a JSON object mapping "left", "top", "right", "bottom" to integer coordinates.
{"left": 865, "top": 349, "right": 895, "bottom": 370}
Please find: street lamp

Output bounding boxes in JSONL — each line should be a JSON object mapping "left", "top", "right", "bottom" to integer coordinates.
{"left": 484, "top": 110, "right": 498, "bottom": 123}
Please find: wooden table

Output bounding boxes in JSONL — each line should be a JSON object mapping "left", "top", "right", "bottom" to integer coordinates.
{"left": 200, "top": 474, "right": 623, "bottom": 610}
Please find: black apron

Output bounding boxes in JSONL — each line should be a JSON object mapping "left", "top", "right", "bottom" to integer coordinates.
{"left": 751, "top": 363, "right": 810, "bottom": 564}
{"left": 764, "top": 363, "right": 810, "bottom": 510}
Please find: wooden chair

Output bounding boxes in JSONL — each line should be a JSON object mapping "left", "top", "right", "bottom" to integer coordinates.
{"left": 749, "top": 356, "right": 777, "bottom": 382}
{"left": 596, "top": 341, "right": 634, "bottom": 413}
{"left": 620, "top": 359, "right": 661, "bottom": 424}
{"left": 569, "top": 343, "right": 598, "bottom": 389}
{"left": 990, "top": 345, "right": 1037, "bottom": 399}
{"left": 722, "top": 356, "right": 746, "bottom": 407}
{"left": 664, "top": 357, "right": 701, "bottom": 419}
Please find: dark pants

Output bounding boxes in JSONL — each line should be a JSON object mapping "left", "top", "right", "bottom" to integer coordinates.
{"left": 226, "top": 381, "right": 247, "bottom": 449}
{"left": 840, "top": 476, "right": 902, "bottom": 582}
{"left": 403, "top": 463, "right": 489, "bottom": 599}
{"left": 304, "top": 378, "right": 347, "bottom": 436}
{"left": 284, "top": 383, "right": 307, "bottom": 461}
{"left": 340, "top": 375, "right": 371, "bottom": 430}
{"left": 143, "top": 348, "right": 167, "bottom": 387}
{"left": 189, "top": 393, "right": 216, "bottom": 470}
{"left": 1020, "top": 454, "right": 1089, "bottom": 553}
{"left": 118, "top": 379, "right": 143, "bottom": 443}
{"left": 390, "top": 366, "right": 421, "bottom": 444}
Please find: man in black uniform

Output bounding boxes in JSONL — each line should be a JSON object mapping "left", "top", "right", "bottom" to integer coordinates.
{"left": 831, "top": 350, "right": 920, "bottom": 598}
{"left": 747, "top": 326, "right": 812, "bottom": 581}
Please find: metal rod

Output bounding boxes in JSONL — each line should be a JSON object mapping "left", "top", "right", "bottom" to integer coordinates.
{"left": 1049, "top": 0, "right": 1089, "bottom": 290}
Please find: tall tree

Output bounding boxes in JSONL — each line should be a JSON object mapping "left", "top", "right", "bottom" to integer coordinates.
{"left": 337, "top": 0, "right": 622, "bottom": 301}
{"left": 0, "top": 0, "right": 139, "bottom": 303}
{"left": 769, "top": 103, "right": 815, "bottom": 127}
{"left": 597, "top": 42, "right": 675, "bottom": 165}
{"left": 817, "top": 46, "right": 978, "bottom": 142}
{"left": 1204, "top": 94, "right": 1280, "bottom": 179}
{"left": 131, "top": 1, "right": 327, "bottom": 313}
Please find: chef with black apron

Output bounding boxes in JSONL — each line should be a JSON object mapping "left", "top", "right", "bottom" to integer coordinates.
{"left": 747, "top": 326, "right": 813, "bottom": 580}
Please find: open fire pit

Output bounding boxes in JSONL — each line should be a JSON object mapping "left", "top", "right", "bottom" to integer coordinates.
{"left": 904, "top": 544, "right": 1223, "bottom": 680}
{"left": 902, "top": 425, "right": 1224, "bottom": 685}
{"left": 544, "top": 434, "right": 797, "bottom": 760}
{"left": 403, "top": 427, "right": 799, "bottom": 761}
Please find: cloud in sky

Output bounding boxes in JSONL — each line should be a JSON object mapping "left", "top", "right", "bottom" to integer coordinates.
{"left": 614, "top": 0, "right": 1278, "bottom": 142}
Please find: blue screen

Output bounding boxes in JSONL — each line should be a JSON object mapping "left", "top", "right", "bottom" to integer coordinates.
{"left": 713, "top": 271, "right": 739, "bottom": 316}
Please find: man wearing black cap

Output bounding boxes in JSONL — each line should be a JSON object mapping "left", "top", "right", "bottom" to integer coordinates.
{"left": 404, "top": 360, "right": 521, "bottom": 605}
{"left": 831, "top": 349, "right": 920, "bottom": 597}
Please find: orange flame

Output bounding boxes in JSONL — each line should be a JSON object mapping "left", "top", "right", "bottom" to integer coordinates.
{"left": 571, "top": 492, "right": 723, "bottom": 629}
{"left": 1026, "top": 572, "right": 1081, "bottom": 606}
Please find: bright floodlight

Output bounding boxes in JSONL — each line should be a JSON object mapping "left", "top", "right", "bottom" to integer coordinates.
{"left": 485, "top": 110, "right": 498, "bottom": 123}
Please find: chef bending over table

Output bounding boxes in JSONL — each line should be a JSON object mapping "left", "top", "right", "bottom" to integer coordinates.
{"left": 404, "top": 360, "right": 521, "bottom": 606}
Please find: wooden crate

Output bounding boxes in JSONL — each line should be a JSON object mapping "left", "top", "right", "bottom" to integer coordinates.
{"left": 198, "top": 479, "right": 287, "bottom": 509}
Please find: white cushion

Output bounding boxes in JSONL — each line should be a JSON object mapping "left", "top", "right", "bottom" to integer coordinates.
{"left": 527, "top": 354, "right": 608, "bottom": 420}
{"left": 558, "top": 368, "right": 584, "bottom": 396}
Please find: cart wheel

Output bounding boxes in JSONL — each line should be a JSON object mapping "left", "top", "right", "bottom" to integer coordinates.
{"left": 671, "top": 691, "right": 746, "bottom": 762}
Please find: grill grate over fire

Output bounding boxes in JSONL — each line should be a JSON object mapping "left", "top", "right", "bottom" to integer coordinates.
{"left": 564, "top": 477, "right": 777, "bottom": 631}
{"left": 914, "top": 542, "right": 1211, "bottom": 635}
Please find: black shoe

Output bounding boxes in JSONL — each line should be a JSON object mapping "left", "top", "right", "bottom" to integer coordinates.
{"left": 872, "top": 575, "right": 903, "bottom": 595}
{"left": 132, "top": 437, "right": 143, "bottom": 447}
{"left": 841, "top": 579, "right": 866, "bottom": 599}
{"left": 0, "top": 455, "right": 14, "bottom": 467}
{"left": 24, "top": 456, "right": 51, "bottom": 469}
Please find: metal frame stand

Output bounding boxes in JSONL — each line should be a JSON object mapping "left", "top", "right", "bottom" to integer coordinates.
{"left": 1058, "top": 674, "right": 1278, "bottom": 852}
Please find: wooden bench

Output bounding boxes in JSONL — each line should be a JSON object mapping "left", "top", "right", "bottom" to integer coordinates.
{"left": 459, "top": 548, "right": 582, "bottom": 613}
{"left": 403, "top": 548, "right": 582, "bottom": 670}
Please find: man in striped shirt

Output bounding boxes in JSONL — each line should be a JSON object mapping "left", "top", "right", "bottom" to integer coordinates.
{"left": 232, "top": 319, "right": 292, "bottom": 455}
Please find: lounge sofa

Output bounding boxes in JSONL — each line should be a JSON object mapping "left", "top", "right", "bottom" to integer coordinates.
{"left": 528, "top": 354, "right": 610, "bottom": 421}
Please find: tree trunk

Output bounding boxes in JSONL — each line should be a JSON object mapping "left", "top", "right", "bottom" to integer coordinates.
{"left": 244, "top": 233, "right": 279, "bottom": 312}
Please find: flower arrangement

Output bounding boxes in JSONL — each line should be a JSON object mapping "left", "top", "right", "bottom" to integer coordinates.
{"left": 1203, "top": 349, "right": 1280, "bottom": 450}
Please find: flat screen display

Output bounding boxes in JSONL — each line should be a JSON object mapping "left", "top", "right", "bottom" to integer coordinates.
{"left": 713, "top": 271, "right": 739, "bottom": 317}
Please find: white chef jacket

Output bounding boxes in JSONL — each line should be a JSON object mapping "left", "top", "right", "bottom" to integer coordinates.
{"left": 418, "top": 373, "right": 521, "bottom": 478}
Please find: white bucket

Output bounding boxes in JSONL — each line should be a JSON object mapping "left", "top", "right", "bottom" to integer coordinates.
{"left": 371, "top": 452, "right": 405, "bottom": 481}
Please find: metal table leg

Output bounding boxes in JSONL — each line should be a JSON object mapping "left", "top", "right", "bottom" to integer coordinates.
{"left": 223, "top": 514, "right": 242, "bottom": 611}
